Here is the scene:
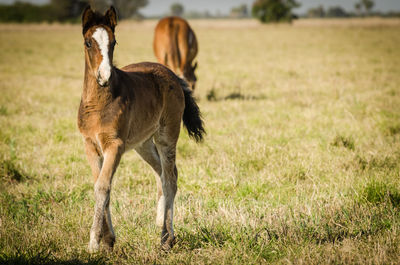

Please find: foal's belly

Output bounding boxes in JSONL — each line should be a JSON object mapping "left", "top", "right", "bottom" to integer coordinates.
{"left": 124, "top": 123, "right": 159, "bottom": 150}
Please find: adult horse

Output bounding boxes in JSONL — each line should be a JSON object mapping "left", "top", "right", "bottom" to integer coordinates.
{"left": 78, "top": 6, "right": 205, "bottom": 252}
{"left": 153, "top": 16, "right": 198, "bottom": 90}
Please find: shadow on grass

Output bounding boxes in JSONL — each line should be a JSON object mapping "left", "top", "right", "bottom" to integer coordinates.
{"left": 175, "top": 224, "right": 284, "bottom": 262}
{"left": 331, "top": 134, "right": 355, "bottom": 150}
{"left": 0, "top": 251, "right": 107, "bottom": 265}
{"left": 0, "top": 159, "right": 30, "bottom": 183}
{"left": 206, "top": 88, "right": 267, "bottom": 102}
{"left": 177, "top": 225, "right": 233, "bottom": 250}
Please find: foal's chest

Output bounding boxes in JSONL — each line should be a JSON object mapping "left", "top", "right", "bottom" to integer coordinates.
{"left": 78, "top": 102, "right": 121, "bottom": 137}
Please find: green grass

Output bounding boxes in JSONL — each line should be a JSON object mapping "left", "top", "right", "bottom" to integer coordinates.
{"left": 0, "top": 18, "right": 400, "bottom": 264}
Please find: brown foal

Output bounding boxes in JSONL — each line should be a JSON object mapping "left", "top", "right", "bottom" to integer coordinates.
{"left": 78, "top": 6, "right": 205, "bottom": 252}
{"left": 153, "top": 16, "right": 198, "bottom": 90}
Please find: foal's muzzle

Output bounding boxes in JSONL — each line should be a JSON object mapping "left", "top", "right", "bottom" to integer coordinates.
{"left": 97, "top": 71, "right": 110, "bottom": 87}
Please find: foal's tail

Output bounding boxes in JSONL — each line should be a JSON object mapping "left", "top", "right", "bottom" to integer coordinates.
{"left": 180, "top": 79, "right": 205, "bottom": 142}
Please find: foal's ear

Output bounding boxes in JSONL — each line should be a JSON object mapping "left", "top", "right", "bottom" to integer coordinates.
{"left": 105, "top": 6, "right": 118, "bottom": 32}
{"left": 82, "top": 6, "right": 94, "bottom": 32}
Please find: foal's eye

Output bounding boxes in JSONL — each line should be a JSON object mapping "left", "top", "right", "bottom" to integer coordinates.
{"left": 84, "top": 40, "right": 92, "bottom": 48}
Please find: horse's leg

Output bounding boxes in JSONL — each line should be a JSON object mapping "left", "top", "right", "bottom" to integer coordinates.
{"left": 88, "top": 139, "right": 123, "bottom": 253}
{"left": 84, "top": 138, "right": 115, "bottom": 251}
{"left": 84, "top": 139, "right": 116, "bottom": 250}
{"left": 154, "top": 130, "right": 179, "bottom": 250}
{"left": 84, "top": 138, "right": 102, "bottom": 182}
{"left": 134, "top": 139, "right": 165, "bottom": 227}
{"left": 102, "top": 198, "right": 115, "bottom": 251}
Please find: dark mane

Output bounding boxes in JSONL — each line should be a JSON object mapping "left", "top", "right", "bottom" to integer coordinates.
{"left": 82, "top": 9, "right": 113, "bottom": 35}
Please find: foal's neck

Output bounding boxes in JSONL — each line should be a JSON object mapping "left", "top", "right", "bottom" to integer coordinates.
{"left": 82, "top": 64, "right": 115, "bottom": 104}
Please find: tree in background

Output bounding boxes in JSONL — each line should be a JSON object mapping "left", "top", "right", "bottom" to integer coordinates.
{"left": 89, "top": 0, "right": 148, "bottom": 19}
{"left": 354, "top": 2, "right": 362, "bottom": 16}
{"left": 354, "top": 0, "right": 374, "bottom": 16}
{"left": 252, "top": 0, "right": 299, "bottom": 23}
{"left": 230, "top": 4, "right": 249, "bottom": 18}
{"left": 307, "top": 5, "right": 325, "bottom": 18}
{"left": 0, "top": 2, "right": 53, "bottom": 22}
{"left": 0, "top": 0, "right": 86, "bottom": 22}
{"left": 0, "top": 0, "right": 148, "bottom": 22}
{"left": 170, "top": 3, "right": 184, "bottom": 17}
{"left": 111, "top": 0, "right": 148, "bottom": 19}
{"left": 326, "top": 6, "right": 348, "bottom": 18}
{"left": 362, "top": 0, "right": 374, "bottom": 15}
{"left": 89, "top": 0, "right": 109, "bottom": 13}
{"left": 50, "top": 0, "right": 87, "bottom": 21}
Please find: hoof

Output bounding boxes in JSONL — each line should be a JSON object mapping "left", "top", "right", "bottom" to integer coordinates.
{"left": 103, "top": 235, "right": 115, "bottom": 252}
{"left": 161, "top": 236, "right": 176, "bottom": 251}
{"left": 88, "top": 241, "right": 100, "bottom": 253}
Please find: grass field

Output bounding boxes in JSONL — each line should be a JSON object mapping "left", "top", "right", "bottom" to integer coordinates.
{"left": 1, "top": 18, "right": 400, "bottom": 264}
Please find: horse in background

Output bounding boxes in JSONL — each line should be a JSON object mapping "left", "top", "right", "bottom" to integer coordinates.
{"left": 153, "top": 16, "right": 198, "bottom": 90}
{"left": 78, "top": 6, "right": 205, "bottom": 252}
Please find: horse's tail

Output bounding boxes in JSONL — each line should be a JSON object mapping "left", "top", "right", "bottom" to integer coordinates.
{"left": 179, "top": 78, "right": 205, "bottom": 142}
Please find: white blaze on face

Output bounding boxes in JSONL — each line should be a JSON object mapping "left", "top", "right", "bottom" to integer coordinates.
{"left": 92, "top": 27, "right": 111, "bottom": 86}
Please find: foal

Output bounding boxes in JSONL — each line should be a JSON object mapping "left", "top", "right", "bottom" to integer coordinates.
{"left": 77, "top": 6, "right": 205, "bottom": 252}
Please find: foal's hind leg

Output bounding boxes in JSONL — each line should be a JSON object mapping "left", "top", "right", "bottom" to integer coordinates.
{"left": 134, "top": 139, "right": 165, "bottom": 227}
{"left": 154, "top": 128, "right": 180, "bottom": 250}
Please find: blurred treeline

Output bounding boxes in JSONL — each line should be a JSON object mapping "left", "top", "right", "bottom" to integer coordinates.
{"left": 0, "top": 0, "right": 147, "bottom": 23}
{"left": 0, "top": 0, "right": 399, "bottom": 23}
{"left": 307, "top": 5, "right": 400, "bottom": 18}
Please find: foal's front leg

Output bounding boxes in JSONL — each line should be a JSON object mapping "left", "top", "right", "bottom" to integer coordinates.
{"left": 88, "top": 139, "right": 123, "bottom": 253}
{"left": 85, "top": 139, "right": 116, "bottom": 251}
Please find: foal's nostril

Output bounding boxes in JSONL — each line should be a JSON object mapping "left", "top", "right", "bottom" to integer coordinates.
{"left": 97, "top": 78, "right": 109, "bottom": 87}
{"left": 96, "top": 76, "right": 108, "bottom": 87}
{"left": 96, "top": 71, "right": 109, "bottom": 87}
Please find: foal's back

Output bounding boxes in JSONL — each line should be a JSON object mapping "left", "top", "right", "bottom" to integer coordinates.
{"left": 121, "top": 62, "right": 185, "bottom": 108}
{"left": 119, "top": 62, "right": 185, "bottom": 147}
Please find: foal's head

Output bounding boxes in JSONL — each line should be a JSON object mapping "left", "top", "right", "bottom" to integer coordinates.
{"left": 184, "top": 62, "right": 198, "bottom": 90}
{"left": 82, "top": 6, "right": 117, "bottom": 87}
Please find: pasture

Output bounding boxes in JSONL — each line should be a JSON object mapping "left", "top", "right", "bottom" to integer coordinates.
{"left": 1, "top": 18, "right": 400, "bottom": 264}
